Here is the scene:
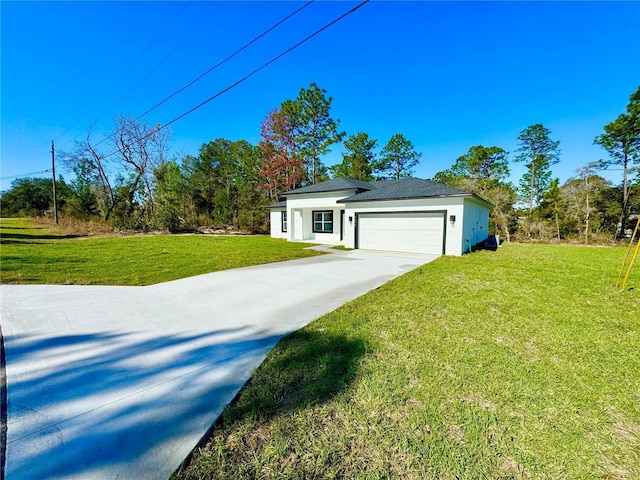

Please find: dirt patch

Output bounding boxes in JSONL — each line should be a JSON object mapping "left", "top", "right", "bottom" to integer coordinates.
{"left": 446, "top": 424, "right": 465, "bottom": 444}
{"left": 612, "top": 420, "right": 639, "bottom": 444}
{"left": 498, "top": 455, "right": 530, "bottom": 479}
{"left": 461, "top": 393, "right": 497, "bottom": 411}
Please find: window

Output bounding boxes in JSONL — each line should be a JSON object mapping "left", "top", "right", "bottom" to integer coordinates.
{"left": 281, "top": 211, "right": 287, "bottom": 232}
{"left": 313, "top": 210, "right": 333, "bottom": 233}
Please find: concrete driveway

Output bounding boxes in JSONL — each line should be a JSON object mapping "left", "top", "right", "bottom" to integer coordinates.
{"left": 0, "top": 248, "right": 436, "bottom": 479}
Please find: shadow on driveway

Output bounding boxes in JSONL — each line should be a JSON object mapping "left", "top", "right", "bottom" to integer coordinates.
{"left": 5, "top": 328, "right": 283, "bottom": 479}
{"left": 2, "top": 248, "right": 433, "bottom": 479}
{"left": 175, "top": 328, "right": 365, "bottom": 477}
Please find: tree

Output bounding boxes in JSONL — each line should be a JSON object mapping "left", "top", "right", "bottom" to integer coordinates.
{"left": 561, "top": 167, "right": 608, "bottom": 243}
{"left": 594, "top": 85, "right": 640, "bottom": 238}
{"left": 183, "top": 138, "right": 260, "bottom": 227}
{"left": 0, "top": 177, "right": 69, "bottom": 217}
{"left": 329, "top": 132, "right": 377, "bottom": 181}
{"left": 457, "top": 176, "right": 517, "bottom": 242}
{"left": 431, "top": 169, "right": 460, "bottom": 187}
{"left": 67, "top": 159, "right": 99, "bottom": 218}
{"left": 592, "top": 184, "right": 624, "bottom": 236}
{"left": 112, "top": 116, "right": 169, "bottom": 219}
{"left": 153, "top": 160, "right": 197, "bottom": 232}
{"left": 223, "top": 139, "right": 265, "bottom": 230}
{"left": 69, "top": 130, "right": 121, "bottom": 221}
{"left": 434, "top": 145, "right": 509, "bottom": 184}
{"left": 234, "top": 141, "right": 269, "bottom": 232}
{"left": 458, "top": 145, "right": 509, "bottom": 182}
{"left": 203, "top": 139, "right": 239, "bottom": 226}
{"left": 282, "top": 83, "right": 344, "bottom": 184}
{"left": 258, "top": 108, "right": 304, "bottom": 200}
{"left": 178, "top": 138, "right": 268, "bottom": 231}
{"left": 67, "top": 118, "right": 169, "bottom": 226}
{"left": 433, "top": 145, "right": 515, "bottom": 241}
{"left": 374, "top": 134, "right": 421, "bottom": 179}
{"left": 183, "top": 140, "right": 233, "bottom": 223}
{"left": 540, "top": 178, "right": 563, "bottom": 240}
{"left": 515, "top": 124, "right": 561, "bottom": 214}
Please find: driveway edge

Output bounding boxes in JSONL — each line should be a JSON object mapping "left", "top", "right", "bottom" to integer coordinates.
{"left": 1, "top": 323, "right": 7, "bottom": 480}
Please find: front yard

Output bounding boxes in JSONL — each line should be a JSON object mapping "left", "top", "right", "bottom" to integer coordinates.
{"left": 177, "top": 243, "right": 639, "bottom": 479}
{"left": 2, "top": 219, "right": 638, "bottom": 478}
{"left": 0, "top": 219, "right": 322, "bottom": 285}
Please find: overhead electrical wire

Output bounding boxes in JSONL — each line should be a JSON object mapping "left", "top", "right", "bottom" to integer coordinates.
{"left": 2, "top": 1, "right": 310, "bottom": 182}
{"left": 4, "top": 2, "right": 193, "bottom": 160}
{"left": 3, "top": 0, "right": 368, "bottom": 183}
{"left": 88, "top": 3, "right": 224, "bottom": 129}
{"left": 98, "top": 0, "right": 370, "bottom": 162}
{"left": 90, "top": 0, "right": 314, "bottom": 150}
{"left": 0, "top": 170, "right": 52, "bottom": 181}
{"left": 0, "top": 168, "right": 75, "bottom": 182}
{"left": 54, "top": 2, "right": 192, "bottom": 146}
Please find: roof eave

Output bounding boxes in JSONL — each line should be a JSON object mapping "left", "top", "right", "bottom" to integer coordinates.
{"left": 468, "top": 194, "right": 494, "bottom": 209}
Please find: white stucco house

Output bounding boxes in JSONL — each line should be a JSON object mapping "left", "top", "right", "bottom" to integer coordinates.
{"left": 268, "top": 178, "right": 492, "bottom": 256}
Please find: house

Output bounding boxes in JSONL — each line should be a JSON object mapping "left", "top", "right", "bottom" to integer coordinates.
{"left": 268, "top": 178, "right": 492, "bottom": 256}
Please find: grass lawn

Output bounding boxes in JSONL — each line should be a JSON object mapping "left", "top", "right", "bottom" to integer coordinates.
{"left": 0, "top": 218, "right": 322, "bottom": 285}
{"left": 177, "top": 243, "right": 640, "bottom": 479}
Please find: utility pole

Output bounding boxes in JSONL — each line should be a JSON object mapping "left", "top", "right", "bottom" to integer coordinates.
{"left": 51, "top": 140, "right": 58, "bottom": 224}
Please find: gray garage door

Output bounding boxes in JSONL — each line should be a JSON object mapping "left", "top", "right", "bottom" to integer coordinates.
{"left": 357, "top": 212, "right": 445, "bottom": 255}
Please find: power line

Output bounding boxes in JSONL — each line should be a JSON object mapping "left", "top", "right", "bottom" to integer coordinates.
{"left": 99, "top": 0, "right": 370, "bottom": 162}
{"left": 5, "top": 1, "right": 368, "bottom": 181}
{"left": 1, "top": 170, "right": 51, "bottom": 181}
{"left": 6, "top": 3, "right": 196, "bottom": 159}
{"left": 0, "top": 168, "right": 76, "bottom": 182}
{"left": 55, "top": 2, "right": 192, "bottom": 146}
{"left": 91, "top": 0, "right": 314, "bottom": 150}
{"left": 88, "top": 3, "right": 224, "bottom": 129}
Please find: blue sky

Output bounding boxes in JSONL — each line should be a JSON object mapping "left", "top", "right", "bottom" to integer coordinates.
{"left": 1, "top": 1, "right": 639, "bottom": 192}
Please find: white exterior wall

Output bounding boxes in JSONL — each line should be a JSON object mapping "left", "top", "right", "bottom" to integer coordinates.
{"left": 461, "top": 198, "right": 490, "bottom": 252}
{"left": 285, "top": 190, "right": 352, "bottom": 244}
{"left": 269, "top": 209, "right": 287, "bottom": 239}
{"left": 343, "top": 198, "right": 468, "bottom": 256}
{"left": 275, "top": 191, "right": 491, "bottom": 255}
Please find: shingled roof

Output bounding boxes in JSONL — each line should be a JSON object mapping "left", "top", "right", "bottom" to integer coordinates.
{"left": 281, "top": 177, "right": 492, "bottom": 206}
{"left": 283, "top": 178, "right": 374, "bottom": 196}
{"left": 337, "top": 178, "right": 477, "bottom": 203}
{"left": 266, "top": 200, "right": 287, "bottom": 209}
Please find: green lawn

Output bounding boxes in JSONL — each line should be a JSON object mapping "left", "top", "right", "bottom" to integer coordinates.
{"left": 0, "top": 218, "right": 322, "bottom": 285}
{"left": 177, "top": 243, "right": 640, "bottom": 479}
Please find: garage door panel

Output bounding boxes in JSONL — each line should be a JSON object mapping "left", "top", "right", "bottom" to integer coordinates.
{"left": 357, "top": 212, "right": 444, "bottom": 255}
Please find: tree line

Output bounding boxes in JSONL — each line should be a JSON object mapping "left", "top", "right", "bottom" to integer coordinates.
{"left": 2, "top": 83, "right": 638, "bottom": 242}
{"left": 1, "top": 83, "right": 422, "bottom": 232}
{"left": 433, "top": 86, "right": 639, "bottom": 242}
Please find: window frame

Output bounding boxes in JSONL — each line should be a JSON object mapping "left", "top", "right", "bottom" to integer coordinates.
{"left": 281, "top": 211, "right": 287, "bottom": 233}
{"left": 312, "top": 210, "right": 333, "bottom": 233}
